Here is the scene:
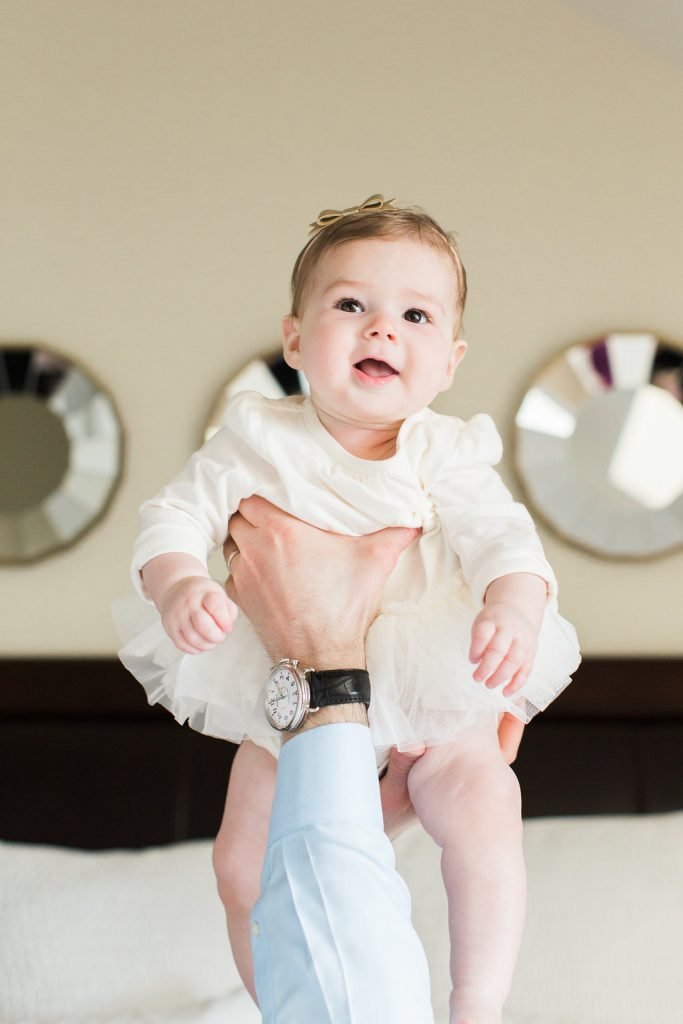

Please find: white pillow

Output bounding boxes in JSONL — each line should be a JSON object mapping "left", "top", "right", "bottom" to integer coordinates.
{"left": 395, "top": 810, "right": 683, "bottom": 1024}
{"left": 0, "top": 839, "right": 258, "bottom": 1023}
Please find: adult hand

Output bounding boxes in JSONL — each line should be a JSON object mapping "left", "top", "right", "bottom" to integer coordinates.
{"left": 225, "top": 496, "right": 419, "bottom": 667}
{"left": 380, "top": 746, "right": 425, "bottom": 838}
{"left": 224, "top": 497, "right": 525, "bottom": 808}
{"left": 497, "top": 713, "right": 525, "bottom": 765}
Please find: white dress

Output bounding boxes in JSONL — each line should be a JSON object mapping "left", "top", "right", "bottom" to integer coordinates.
{"left": 116, "top": 392, "right": 581, "bottom": 758}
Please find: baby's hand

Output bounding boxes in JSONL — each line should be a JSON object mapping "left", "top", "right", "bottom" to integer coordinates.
{"left": 159, "top": 576, "right": 238, "bottom": 654}
{"left": 469, "top": 602, "right": 539, "bottom": 697}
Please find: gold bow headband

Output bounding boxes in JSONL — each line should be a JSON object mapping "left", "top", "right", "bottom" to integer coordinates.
{"left": 308, "top": 193, "right": 397, "bottom": 235}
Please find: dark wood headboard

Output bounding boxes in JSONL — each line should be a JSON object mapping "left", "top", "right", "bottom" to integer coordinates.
{"left": 1, "top": 658, "right": 682, "bottom": 849}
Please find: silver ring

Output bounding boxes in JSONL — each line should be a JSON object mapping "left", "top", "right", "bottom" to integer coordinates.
{"left": 227, "top": 549, "right": 239, "bottom": 572}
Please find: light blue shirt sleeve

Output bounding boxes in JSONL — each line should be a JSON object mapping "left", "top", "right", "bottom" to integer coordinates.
{"left": 250, "top": 723, "right": 434, "bottom": 1023}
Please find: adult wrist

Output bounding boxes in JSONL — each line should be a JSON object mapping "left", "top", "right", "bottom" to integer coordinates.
{"left": 267, "top": 659, "right": 371, "bottom": 742}
{"left": 281, "top": 702, "right": 369, "bottom": 742}
{"left": 271, "top": 642, "right": 366, "bottom": 671}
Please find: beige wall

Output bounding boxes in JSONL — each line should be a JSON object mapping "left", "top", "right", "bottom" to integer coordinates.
{"left": 1, "top": 0, "right": 682, "bottom": 656}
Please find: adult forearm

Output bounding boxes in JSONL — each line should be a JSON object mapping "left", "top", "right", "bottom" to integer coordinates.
{"left": 251, "top": 724, "right": 435, "bottom": 1024}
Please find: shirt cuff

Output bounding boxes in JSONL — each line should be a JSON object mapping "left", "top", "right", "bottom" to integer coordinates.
{"left": 268, "top": 723, "right": 383, "bottom": 844}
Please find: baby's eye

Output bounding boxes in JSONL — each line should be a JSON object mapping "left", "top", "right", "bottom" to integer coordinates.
{"left": 336, "top": 298, "right": 363, "bottom": 313}
{"left": 404, "top": 308, "right": 430, "bottom": 324}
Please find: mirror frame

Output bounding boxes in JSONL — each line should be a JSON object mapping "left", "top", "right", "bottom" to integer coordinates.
{"left": 512, "top": 330, "right": 683, "bottom": 562}
{"left": 0, "top": 341, "right": 125, "bottom": 565}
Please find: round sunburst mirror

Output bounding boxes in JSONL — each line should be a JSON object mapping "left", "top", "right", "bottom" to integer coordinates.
{"left": 0, "top": 343, "right": 124, "bottom": 564}
{"left": 514, "top": 332, "right": 683, "bottom": 559}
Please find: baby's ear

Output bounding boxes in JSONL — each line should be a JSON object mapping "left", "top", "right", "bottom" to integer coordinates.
{"left": 282, "top": 314, "right": 302, "bottom": 369}
{"left": 440, "top": 338, "right": 467, "bottom": 391}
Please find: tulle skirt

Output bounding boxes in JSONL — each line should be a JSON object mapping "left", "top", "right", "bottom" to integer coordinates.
{"left": 114, "top": 571, "right": 580, "bottom": 759}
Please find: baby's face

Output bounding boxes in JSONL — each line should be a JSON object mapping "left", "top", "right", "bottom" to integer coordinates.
{"left": 283, "top": 237, "right": 466, "bottom": 431}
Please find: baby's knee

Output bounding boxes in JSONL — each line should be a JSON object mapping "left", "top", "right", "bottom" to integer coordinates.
{"left": 454, "top": 764, "right": 523, "bottom": 848}
{"left": 212, "top": 827, "right": 264, "bottom": 913}
{"left": 212, "top": 740, "right": 276, "bottom": 914}
{"left": 473, "top": 760, "right": 522, "bottom": 816}
{"left": 408, "top": 728, "right": 497, "bottom": 793}
{"left": 420, "top": 747, "right": 519, "bottom": 801}
{"left": 409, "top": 742, "right": 522, "bottom": 842}
{"left": 457, "top": 753, "right": 522, "bottom": 816}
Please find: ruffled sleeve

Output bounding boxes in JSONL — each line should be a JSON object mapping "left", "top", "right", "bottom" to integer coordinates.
{"left": 430, "top": 414, "right": 557, "bottom": 608}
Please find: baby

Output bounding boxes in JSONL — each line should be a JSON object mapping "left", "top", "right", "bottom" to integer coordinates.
{"left": 119, "top": 196, "right": 580, "bottom": 1024}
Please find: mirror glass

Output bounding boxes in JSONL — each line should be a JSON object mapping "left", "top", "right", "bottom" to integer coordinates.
{"left": 0, "top": 344, "right": 124, "bottom": 563}
{"left": 514, "top": 332, "right": 683, "bottom": 559}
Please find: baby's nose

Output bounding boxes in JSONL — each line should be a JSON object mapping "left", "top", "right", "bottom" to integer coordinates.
{"left": 364, "top": 313, "right": 397, "bottom": 341}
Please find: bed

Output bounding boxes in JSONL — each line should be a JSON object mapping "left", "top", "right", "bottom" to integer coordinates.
{"left": 1, "top": 657, "right": 682, "bottom": 1023}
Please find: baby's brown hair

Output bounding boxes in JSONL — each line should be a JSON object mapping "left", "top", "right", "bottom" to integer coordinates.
{"left": 290, "top": 199, "right": 468, "bottom": 334}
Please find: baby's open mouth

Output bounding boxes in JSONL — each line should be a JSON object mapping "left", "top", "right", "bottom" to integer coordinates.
{"left": 354, "top": 358, "right": 398, "bottom": 378}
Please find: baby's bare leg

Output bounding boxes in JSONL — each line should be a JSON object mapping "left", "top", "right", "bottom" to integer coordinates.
{"left": 212, "top": 740, "right": 277, "bottom": 1003}
{"left": 408, "top": 718, "right": 526, "bottom": 1024}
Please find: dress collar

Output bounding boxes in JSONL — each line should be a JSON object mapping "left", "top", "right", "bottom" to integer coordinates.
{"left": 301, "top": 396, "right": 421, "bottom": 473}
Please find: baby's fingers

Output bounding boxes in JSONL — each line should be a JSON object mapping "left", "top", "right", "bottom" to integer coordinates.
{"left": 190, "top": 604, "right": 229, "bottom": 645}
{"left": 203, "top": 589, "right": 238, "bottom": 633}
{"left": 161, "top": 612, "right": 206, "bottom": 654}
{"left": 472, "top": 636, "right": 512, "bottom": 683}
{"left": 469, "top": 619, "right": 497, "bottom": 663}
{"left": 503, "top": 666, "right": 530, "bottom": 697}
{"left": 484, "top": 640, "right": 527, "bottom": 688}
{"left": 176, "top": 625, "right": 210, "bottom": 655}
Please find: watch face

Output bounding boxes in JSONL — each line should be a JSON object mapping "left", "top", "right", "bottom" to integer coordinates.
{"left": 265, "top": 664, "right": 305, "bottom": 731}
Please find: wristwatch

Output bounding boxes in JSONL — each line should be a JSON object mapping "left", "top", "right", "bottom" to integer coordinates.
{"left": 264, "top": 659, "right": 371, "bottom": 732}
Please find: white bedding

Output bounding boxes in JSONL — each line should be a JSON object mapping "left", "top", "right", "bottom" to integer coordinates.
{"left": 398, "top": 810, "right": 683, "bottom": 1024}
{"left": 2, "top": 811, "right": 682, "bottom": 1024}
{"left": 0, "top": 840, "right": 257, "bottom": 1023}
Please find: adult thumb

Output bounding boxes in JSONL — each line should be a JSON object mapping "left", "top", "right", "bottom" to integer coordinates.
{"left": 385, "top": 745, "right": 426, "bottom": 782}
{"left": 369, "top": 525, "right": 421, "bottom": 571}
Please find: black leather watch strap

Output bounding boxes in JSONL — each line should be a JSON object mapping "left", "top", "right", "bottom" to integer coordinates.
{"left": 307, "top": 669, "right": 371, "bottom": 710}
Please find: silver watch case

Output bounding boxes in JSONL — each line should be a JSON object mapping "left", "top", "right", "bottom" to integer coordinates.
{"left": 264, "top": 659, "right": 315, "bottom": 732}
